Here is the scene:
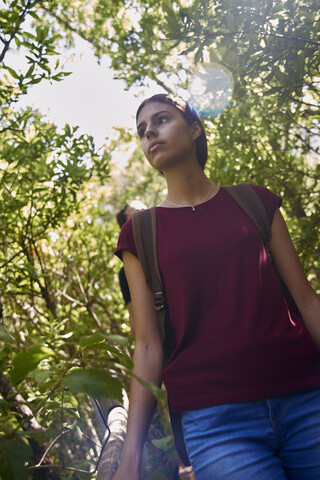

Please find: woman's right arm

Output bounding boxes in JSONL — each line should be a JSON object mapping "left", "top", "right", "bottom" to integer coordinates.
{"left": 113, "top": 250, "right": 164, "bottom": 479}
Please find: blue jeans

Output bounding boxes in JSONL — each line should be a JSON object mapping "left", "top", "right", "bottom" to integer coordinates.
{"left": 181, "top": 389, "right": 320, "bottom": 479}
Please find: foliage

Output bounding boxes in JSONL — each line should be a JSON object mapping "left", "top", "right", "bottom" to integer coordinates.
{"left": 44, "top": 0, "right": 319, "bottom": 282}
{"left": 0, "top": 0, "right": 72, "bottom": 134}
{"left": 0, "top": 158, "right": 134, "bottom": 478}
{"left": 0, "top": 1, "right": 127, "bottom": 478}
{"left": 78, "top": 0, "right": 320, "bottom": 288}
{"left": 1, "top": 0, "right": 320, "bottom": 478}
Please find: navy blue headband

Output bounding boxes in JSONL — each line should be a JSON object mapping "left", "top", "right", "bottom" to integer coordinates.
{"left": 168, "top": 94, "right": 199, "bottom": 120}
{"left": 185, "top": 101, "right": 200, "bottom": 120}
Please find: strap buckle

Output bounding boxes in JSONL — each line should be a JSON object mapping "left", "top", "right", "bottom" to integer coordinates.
{"left": 154, "top": 291, "right": 165, "bottom": 311}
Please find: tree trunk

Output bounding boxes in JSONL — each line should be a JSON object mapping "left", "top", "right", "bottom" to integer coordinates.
{"left": 96, "top": 406, "right": 127, "bottom": 480}
{"left": 94, "top": 398, "right": 181, "bottom": 479}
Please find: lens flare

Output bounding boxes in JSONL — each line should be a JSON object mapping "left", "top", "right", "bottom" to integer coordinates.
{"left": 183, "top": 63, "right": 234, "bottom": 118}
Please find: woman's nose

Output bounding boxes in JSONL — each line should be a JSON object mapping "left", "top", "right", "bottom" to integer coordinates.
{"left": 145, "top": 124, "right": 157, "bottom": 139}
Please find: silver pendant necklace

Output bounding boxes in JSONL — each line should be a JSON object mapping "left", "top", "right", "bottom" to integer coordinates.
{"left": 163, "top": 184, "right": 216, "bottom": 211}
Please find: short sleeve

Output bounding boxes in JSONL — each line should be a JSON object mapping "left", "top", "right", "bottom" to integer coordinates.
{"left": 114, "top": 218, "right": 138, "bottom": 260}
{"left": 249, "top": 185, "right": 282, "bottom": 225}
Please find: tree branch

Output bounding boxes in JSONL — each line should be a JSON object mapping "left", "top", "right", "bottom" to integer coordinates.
{"left": 0, "top": 248, "right": 26, "bottom": 269}
{"left": 0, "top": 369, "right": 44, "bottom": 432}
{"left": 196, "top": 29, "right": 320, "bottom": 47}
{"left": 35, "top": 430, "right": 70, "bottom": 467}
{"left": 27, "top": 464, "right": 94, "bottom": 474}
{"left": 40, "top": 4, "right": 83, "bottom": 36}
{"left": 0, "top": 0, "right": 34, "bottom": 63}
{"left": 75, "top": 270, "right": 103, "bottom": 329}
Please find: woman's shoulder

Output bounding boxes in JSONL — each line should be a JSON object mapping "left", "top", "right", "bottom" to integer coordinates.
{"left": 247, "top": 184, "right": 283, "bottom": 222}
{"left": 114, "top": 218, "right": 137, "bottom": 260}
{"left": 248, "top": 184, "right": 282, "bottom": 204}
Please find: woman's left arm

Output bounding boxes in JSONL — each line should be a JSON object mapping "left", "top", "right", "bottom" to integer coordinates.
{"left": 269, "top": 208, "right": 320, "bottom": 348}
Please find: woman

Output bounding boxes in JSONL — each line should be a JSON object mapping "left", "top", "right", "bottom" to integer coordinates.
{"left": 114, "top": 94, "right": 320, "bottom": 479}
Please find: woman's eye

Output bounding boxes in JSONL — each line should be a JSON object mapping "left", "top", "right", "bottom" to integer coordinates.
{"left": 158, "top": 116, "right": 167, "bottom": 125}
{"left": 138, "top": 128, "right": 145, "bottom": 138}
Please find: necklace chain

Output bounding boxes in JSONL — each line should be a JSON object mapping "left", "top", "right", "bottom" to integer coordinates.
{"left": 163, "top": 184, "right": 216, "bottom": 211}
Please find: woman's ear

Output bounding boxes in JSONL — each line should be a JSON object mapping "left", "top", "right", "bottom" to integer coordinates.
{"left": 191, "top": 121, "right": 202, "bottom": 141}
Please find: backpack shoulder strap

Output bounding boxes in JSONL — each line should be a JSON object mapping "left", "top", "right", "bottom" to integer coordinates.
{"left": 224, "top": 183, "right": 300, "bottom": 315}
{"left": 131, "top": 207, "right": 167, "bottom": 343}
{"left": 223, "top": 183, "right": 271, "bottom": 247}
{"left": 131, "top": 207, "right": 164, "bottom": 308}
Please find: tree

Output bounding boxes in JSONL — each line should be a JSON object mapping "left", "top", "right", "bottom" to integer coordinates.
{"left": 1, "top": 1, "right": 177, "bottom": 477}
{"left": 0, "top": 2, "right": 119, "bottom": 478}
{"left": 81, "top": 0, "right": 320, "bottom": 286}
{"left": 45, "top": 0, "right": 319, "bottom": 282}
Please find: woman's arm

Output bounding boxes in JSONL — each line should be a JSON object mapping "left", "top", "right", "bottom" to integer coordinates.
{"left": 113, "top": 250, "right": 164, "bottom": 480}
{"left": 126, "top": 301, "right": 135, "bottom": 337}
{"left": 269, "top": 208, "right": 320, "bottom": 347}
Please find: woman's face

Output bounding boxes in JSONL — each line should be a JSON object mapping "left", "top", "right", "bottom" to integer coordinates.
{"left": 136, "top": 101, "right": 198, "bottom": 172}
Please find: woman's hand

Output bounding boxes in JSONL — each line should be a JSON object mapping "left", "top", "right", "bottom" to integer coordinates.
{"left": 178, "top": 464, "right": 196, "bottom": 479}
{"left": 111, "top": 250, "right": 164, "bottom": 479}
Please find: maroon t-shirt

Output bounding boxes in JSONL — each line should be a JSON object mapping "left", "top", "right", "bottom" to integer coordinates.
{"left": 115, "top": 186, "right": 320, "bottom": 412}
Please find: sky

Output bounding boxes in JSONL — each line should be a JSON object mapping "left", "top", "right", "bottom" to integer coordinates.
{"left": 9, "top": 35, "right": 164, "bottom": 149}
{"left": 6, "top": 21, "right": 234, "bottom": 161}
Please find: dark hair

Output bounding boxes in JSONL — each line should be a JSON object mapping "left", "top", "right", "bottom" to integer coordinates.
{"left": 116, "top": 204, "right": 129, "bottom": 228}
{"left": 136, "top": 94, "right": 208, "bottom": 170}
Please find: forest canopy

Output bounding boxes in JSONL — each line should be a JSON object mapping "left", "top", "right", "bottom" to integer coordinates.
{"left": 0, "top": 0, "right": 319, "bottom": 478}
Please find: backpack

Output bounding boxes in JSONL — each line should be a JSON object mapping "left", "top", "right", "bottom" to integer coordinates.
{"left": 131, "top": 183, "right": 299, "bottom": 466}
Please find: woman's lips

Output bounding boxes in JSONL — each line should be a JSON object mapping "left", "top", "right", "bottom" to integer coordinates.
{"left": 149, "top": 142, "right": 164, "bottom": 153}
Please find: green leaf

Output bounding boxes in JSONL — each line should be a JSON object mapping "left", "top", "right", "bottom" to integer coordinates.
{"left": 132, "top": 373, "right": 164, "bottom": 400}
{"left": 263, "top": 86, "right": 283, "bottom": 96}
{"left": 4, "top": 66, "right": 21, "bottom": 80}
{"left": 194, "top": 45, "right": 203, "bottom": 64}
{"left": 162, "top": 0, "right": 176, "bottom": 17}
{"left": 162, "top": 0, "right": 180, "bottom": 36}
{"left": 106, "top": 334, "right": 130, "bottom": 347}
{"left": 25, "top": 64, "right": 35, "bottom": 78}
{"left": 70, "top": 424, "right": 83, "bottom": 441}
{"left": 52, "top": 71, "right": 72, "bottom": 79}
{"left": 26, "top": 77, "right": 42, "bottom": 85}
{"left": 10, "top": 345, "right": 55, "bottom": 385}
{"left": 28, "top": 10, "right": 40, "bottom": 21}
{"left": 80, "top": 332, "right": 106, "bottom": 347}
{"left": 62, "top": 368, "right": 122, "bottom": 400}
{"left": 0, "top": 325, "right": 15, "bottom": 345}
{"left": 152, "top": 435, "right": 174, "bottom": 452}
{"left": 0, "top": 436, "right": 32, "bottom": 480}
{"left": 28, "top": 368, "right": 52, "bottom": 386}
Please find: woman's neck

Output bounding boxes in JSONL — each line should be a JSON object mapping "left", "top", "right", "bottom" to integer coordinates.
{"left": 162, "top": 164, "right": 216, "bottom": 207}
